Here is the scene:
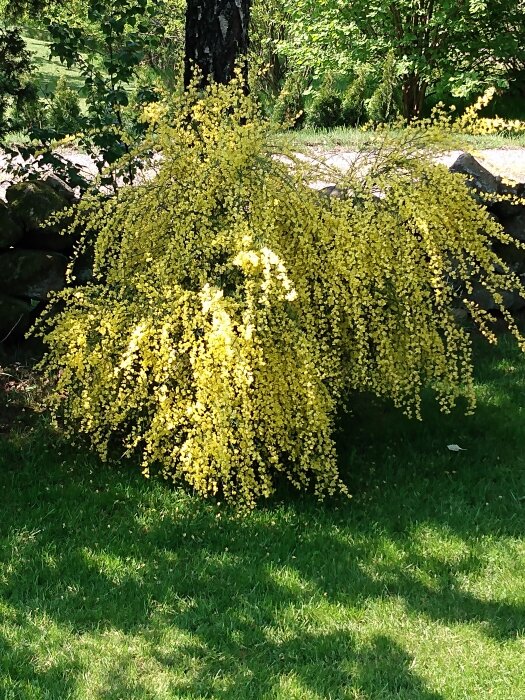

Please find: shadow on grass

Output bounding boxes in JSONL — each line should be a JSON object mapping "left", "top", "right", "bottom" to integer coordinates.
{"left": 0, "top": 609, "right": 80, "bottom": 699}
{"left": 1, "top": 335, "right": 524, "bottom": 697}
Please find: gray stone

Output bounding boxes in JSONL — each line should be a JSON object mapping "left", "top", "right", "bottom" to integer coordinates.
{"left": 0, "top": 250, "right": 67, "bottom": 300}
{"left": 492, "top": 240, "right": 525, "bottom": 275}
{"left": 319, "top": 185, "right": 345, "bottom": 199}
{"left": 19, "top": 228, "right": 76, "bottom": 253}
{"left": 451, "top": 307, "right": 469, "bottom": 323}
{"left": 502, "top": 213, "right": 525, "bottom": 242}
{"left": 70, "top": 247, "right": 95, "bottom": 284}
{"left": 0, "top": 293, "right": 34, "bottom": 339}
{"left": 5, "top": 180, "right": 70, "bottom": 235}
{"left": 492, "top": 180, "right": 525, "bottom": 219}
{"left": 0, "top": 202, "right": 23, "bottom": 250}
{"left": 43, "top": 173, "right": 78, "bottom": 203}
{"left": 449, "top": 153, "right": 499, "bottom": 200}
{"left": 470, "top": 279, "right": 525, "bottom": 313}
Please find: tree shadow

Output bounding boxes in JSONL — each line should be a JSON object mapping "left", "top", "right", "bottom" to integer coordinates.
{"left": 1, "top": 335, "right": 525, "bottom": 696}
{"left": 0, "top": 610, "right": 80, "bottom": 699}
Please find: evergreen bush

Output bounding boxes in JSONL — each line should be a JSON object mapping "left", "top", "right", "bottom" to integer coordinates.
{"left": 48, "top": 76, "right": 83, "bottom": 136}
{"left": 271, "top": 72, "right": 306, "bottom": 128}
{"left": 306, "top": 82, "right": 343, "bottom": 128}
{"left": 366, "top": 50, "right": 399, "bottom": 124}
{"left": 342, "top": 68, "right": 371, "bottom": 126}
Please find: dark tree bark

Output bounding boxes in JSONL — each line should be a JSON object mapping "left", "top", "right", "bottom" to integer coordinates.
{"left": 184, "top": 0, "right": 251, "bottom": 90}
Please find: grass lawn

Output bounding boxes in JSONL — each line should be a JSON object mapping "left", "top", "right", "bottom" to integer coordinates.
{"left": 23, "top": 35, "right": 85, "bottom": 99}
{"left": 1, "top": 333, "right": 525, "bottom": 699}
{"left": 293, "top": 126, "right": 525, "bottom": 150}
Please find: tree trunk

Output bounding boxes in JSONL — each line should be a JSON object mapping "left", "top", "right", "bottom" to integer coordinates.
{"left": 184, "top": 0, "right": 251, "bottom": 90}
{"left": 402, "top": 73, "right": 427, "bottom": 120}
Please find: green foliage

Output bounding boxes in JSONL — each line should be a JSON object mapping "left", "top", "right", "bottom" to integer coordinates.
{"left": 38, "top": 81, "right": 525, "bottom": 509}
{"left": 280, "top": 0, "right": 525, "bottom": 119}
{"left": 136, "top": 0, "right": 186, "bottom": 88}
{"left": 249, "top": 0, "right": 290, "bottom": 102}
{"left": 48, "top": 74, "right": 82, "bottom": 134}
{"left": 342, "top": 68, "right": 371, "bottom": 126}
{"left": 366, "top": 50, "right": 399, "bottom": 124}
{"left": 0, "top": 27, "right": 36, "bottom": 138}
{"left": 271, "top": 70, "right": 307, "bottom": 128}
{"left": 45, "top": 0, "right": 164, "bottom": 180}
{"left": 306, "top": 80, "right": 343, "bottom": 128}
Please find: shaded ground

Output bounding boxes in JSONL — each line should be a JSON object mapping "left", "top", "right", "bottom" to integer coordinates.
{"left": 1, "top": 335, "right": 525, "bottom": 699}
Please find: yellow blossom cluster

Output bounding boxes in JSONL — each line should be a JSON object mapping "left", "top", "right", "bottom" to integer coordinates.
{"left": 427, "top": 88, "right": 525, "bottom": 137}
{"left": 37, "top": 80, "right": 525, "bottom": 508}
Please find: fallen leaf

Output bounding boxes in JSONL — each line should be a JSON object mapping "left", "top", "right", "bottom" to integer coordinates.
{"left": 447, "top": 444, "right": 466, "bottom": 452}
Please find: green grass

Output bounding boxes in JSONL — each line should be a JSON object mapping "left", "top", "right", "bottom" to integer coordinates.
{"left": 1, "top": 335, "right": 525, "bottom": 699}
{"left": 23, "top": 35, "right": 85, "bottom": 99}
{"left": 293, "top": 125, "right": 525, "bottom": 150}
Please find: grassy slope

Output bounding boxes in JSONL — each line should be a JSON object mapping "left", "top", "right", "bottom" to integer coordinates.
{"left": 1, "top": 334, "right": 524, "bottom": 699}
{"left": 24, "top": 35, "right": 84, "bottom": 98}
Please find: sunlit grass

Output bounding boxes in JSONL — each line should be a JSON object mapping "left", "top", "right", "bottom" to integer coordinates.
{"left": 23, "top": 35, "right": 85, "bottom": 99}
{"left": 1, "top": 334, "right": 525, "bottom": 699}
{"left": 293, "top": 125, "right": 525, "bottom": 150}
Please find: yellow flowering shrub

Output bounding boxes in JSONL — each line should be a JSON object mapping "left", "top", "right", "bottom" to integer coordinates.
{"left": 419, "top": 88, "right": 525, "bottom": 137}
{"left": 37, "top": 81, "right": 525, "bottom": 508}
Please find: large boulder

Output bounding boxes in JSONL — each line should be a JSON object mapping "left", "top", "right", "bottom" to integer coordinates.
{"left": 493, "top": 240, "right": 525, "bottom": 275}
{"left": 43, "top": 173, "right": 78, "bottom": 203}
{"left": 449, "top": 153, "right": 499, "bottom": 201}
{"left": 501, "top": 213, "right": 525, "bottom": 242}
{"left": 0, "top": 293, "right": 34, "bottom": 339}
{"left": 0, "top": 250, "right": 67, "bottom": 300}
{"left": 470, "top": 278, "right": 525, "bottom": 313}
{"left": 5, "top": 180, "right": 75, "bottom": 251}
{"left": 0, "top": 202, "right": 23, "bottom": 250}
{"left": 493, "top": 179, "right": 525, "bottom": 219}
{"left": 449, "top": 153, "right": 525, "bottom": 218}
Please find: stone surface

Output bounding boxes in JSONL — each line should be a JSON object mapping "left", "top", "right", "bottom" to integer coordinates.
{"left": 70, "top": 246, "right": 95, "bottom": 284}
{"left": 0, "top": 293, "right": 34, "bottom": 338}
{"left": 492, "top": 180, "right": 525, "bottom": 219}
{"left": 493, "top": 240, "right": 525, "bottom": 275}
{"left": 319, "top": 184, "right": 345, "bottom": 199}
{"left": 0, "top": 250, "right": 67, "bottom": 300}
{"left": 0, "top": 202, "right": 23, "bottom": 250}
{"left": 470, "top": 279, "right": 525, "bottom": 313}
{"left": 19, "top": 228, "right": 76, "bottom": 253}
{"left": 5, "top": 180, "right": 70, "bottom": 235}
{"left": 502, "top": 213, "right": 525, "bottom": 242}
{"left": 449, "top": 153, "right": 499, "bottom": 200}
{"left": 43, "top": 173, "right": 78, "bottom": 203}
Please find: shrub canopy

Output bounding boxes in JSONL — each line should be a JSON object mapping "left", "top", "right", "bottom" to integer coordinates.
{"left": 39, "top": 81, "right": 525, "bottom": 508}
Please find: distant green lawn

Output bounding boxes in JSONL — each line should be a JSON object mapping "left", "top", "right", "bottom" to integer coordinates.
{"left": 23, "top": 35, "right": 84, "bottom": 99}
{"left": 294, "top": 125, "right": 525, "bottom": 150}
{"left": 1, "top": 332, "right": 524, "bottom": 699}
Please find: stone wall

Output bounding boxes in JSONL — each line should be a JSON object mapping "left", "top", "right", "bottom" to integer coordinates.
{"left": 1, "top": 153, "right": 525, "bottom": 344}
{"left": 0, "top": 177, "right": 78, "bottom": 342}
{"left": 450, "top": 153, "right": 525, "bottom": 313}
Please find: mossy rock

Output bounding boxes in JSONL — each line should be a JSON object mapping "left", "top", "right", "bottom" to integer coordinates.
{"left": 0, "top": 250, "right": 67, "bottom": 300}
{"left": 449, "top": 153, "right": 499, "bottom": 201}
{"left": 493, "top": 180, "right": 525, "bottom": 219}
{"left": 0, "top": 202, "right": 23, "bottom": 250}
{"left": 0, "top": 293, "right": 34, "bottom": 338}
{"left": 5, "top": 180, "right": 71, "bottom": 239}
{"left": 501, "top": 213, "right": 525, "bottom": 241}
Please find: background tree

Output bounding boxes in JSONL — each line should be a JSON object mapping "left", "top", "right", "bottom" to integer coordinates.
{"left": 184, "top": 0, "right": 251, "bottom": 89}
{"left": 0, "top": 27, "right": 36, "bottom": 138}
{"left": 280, "top": 0, "right": 525, "bottom": 119}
